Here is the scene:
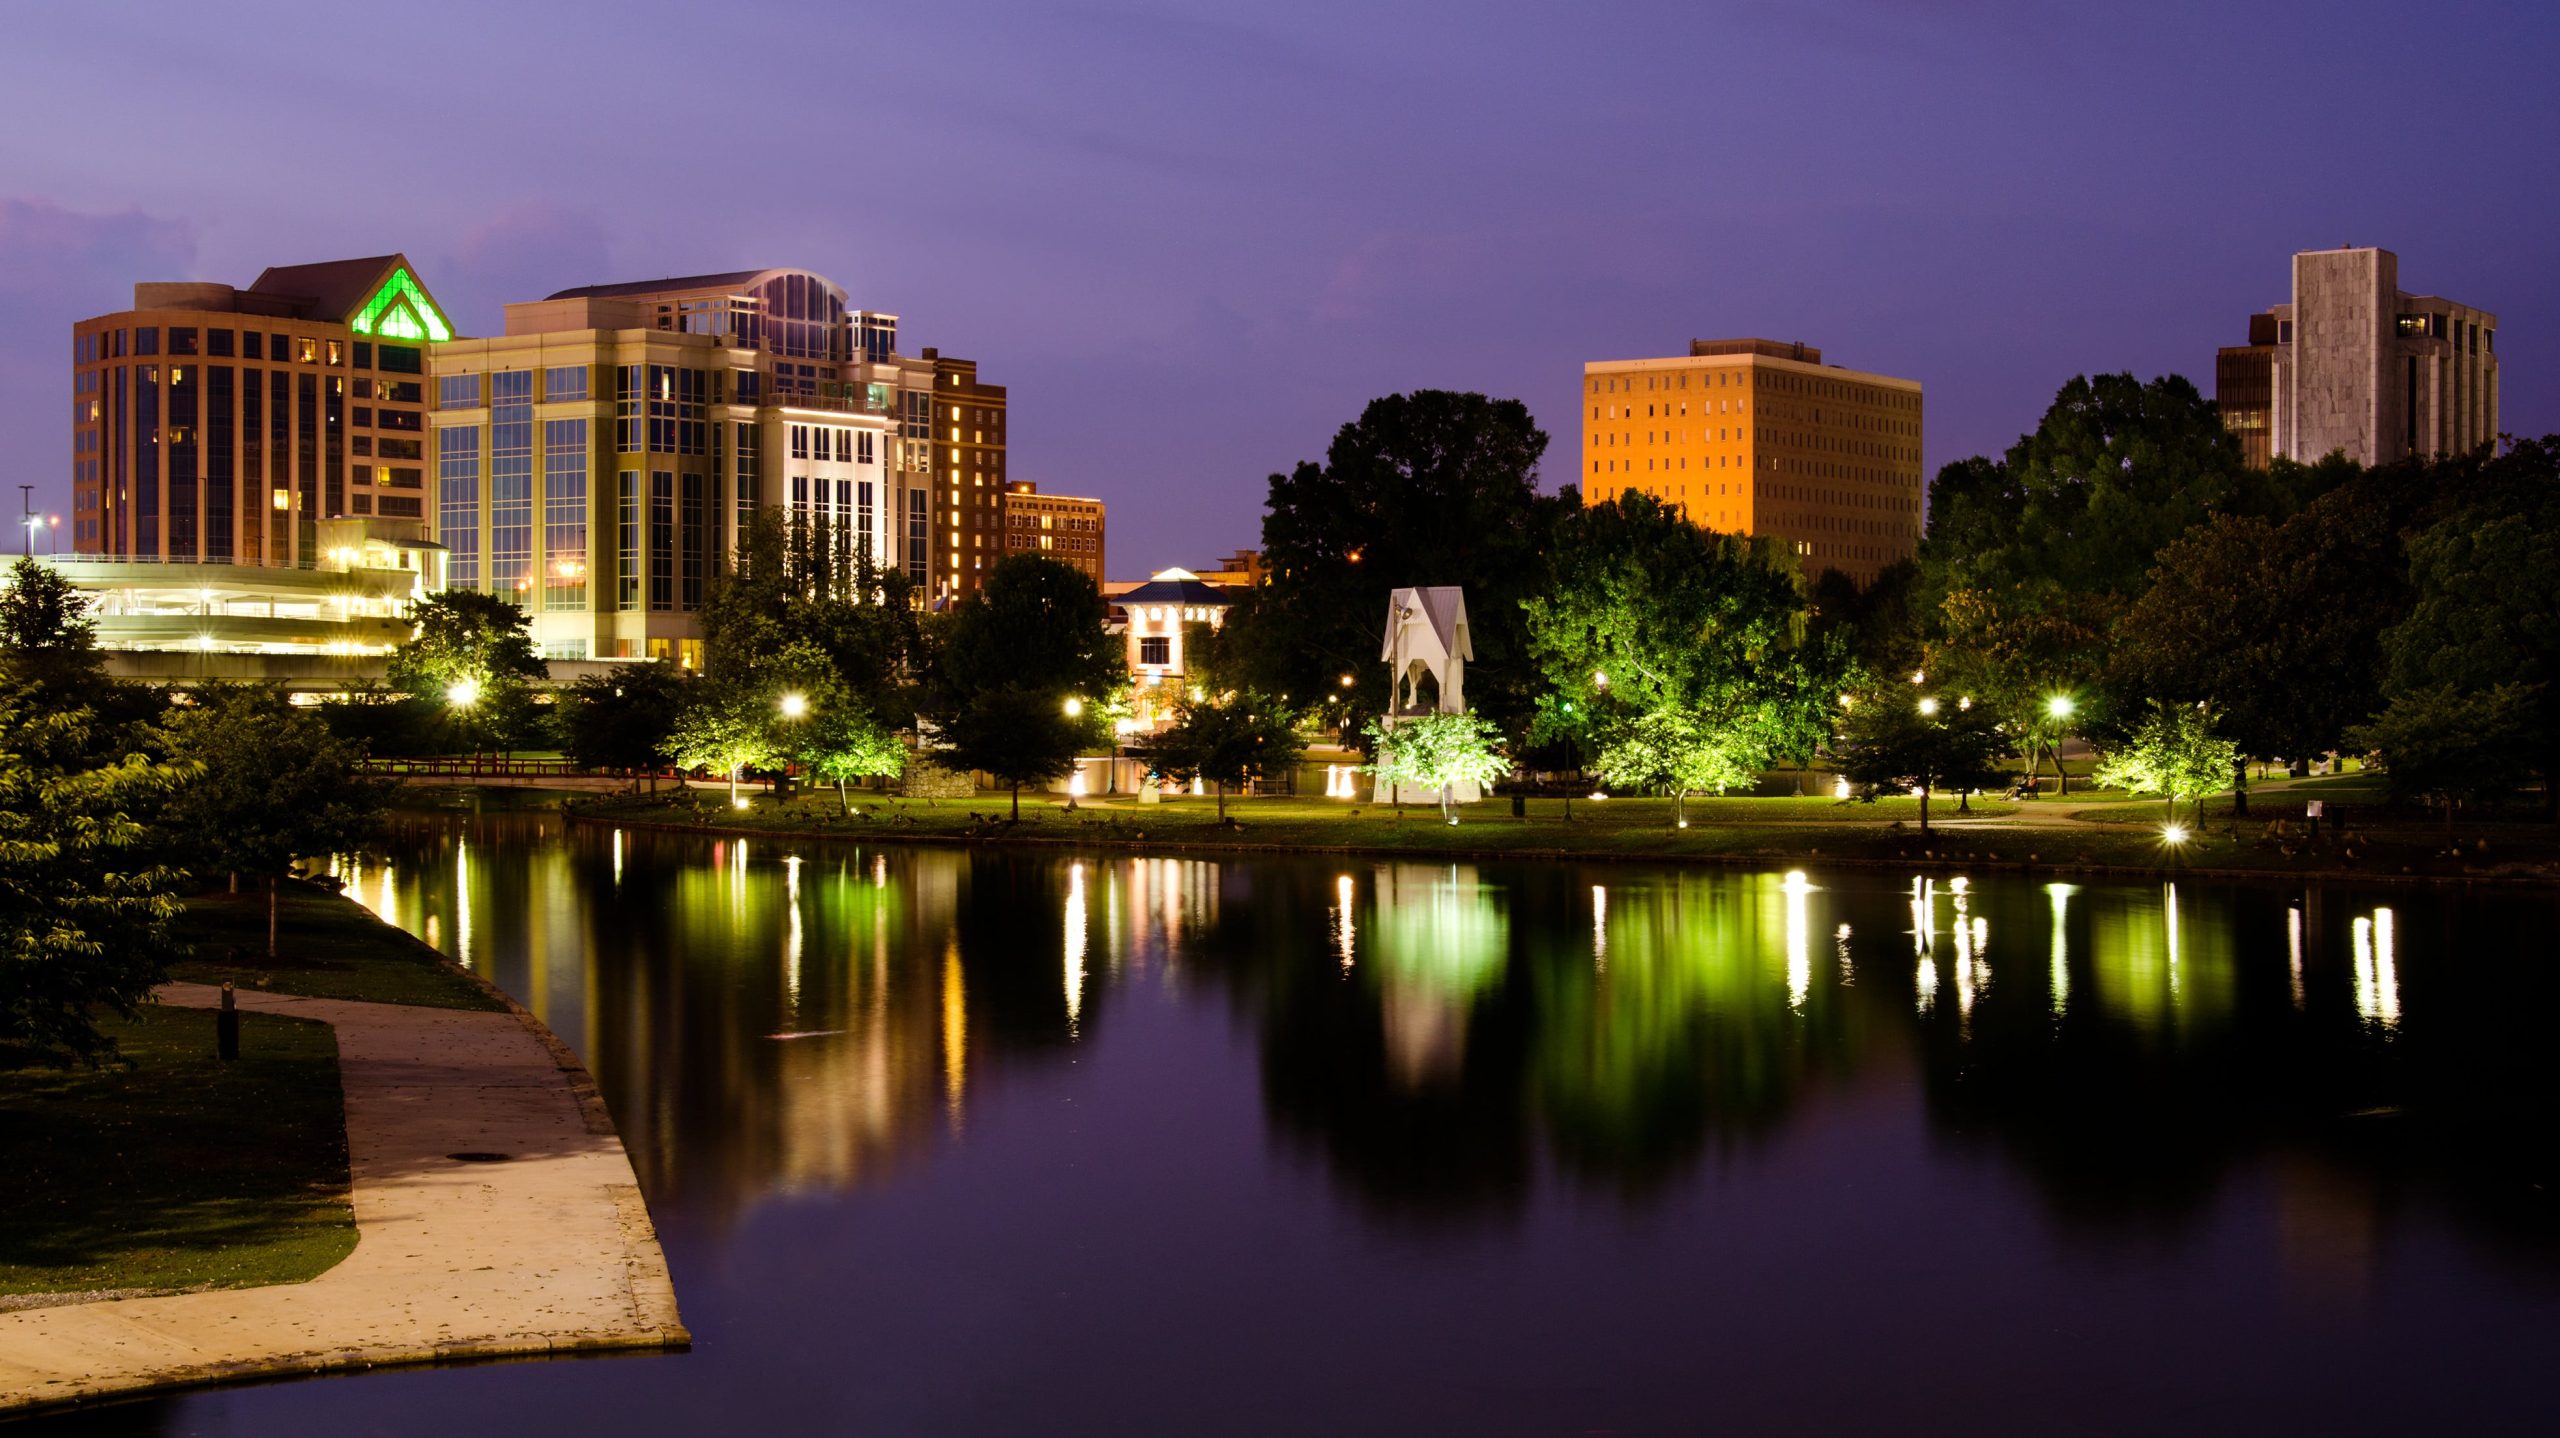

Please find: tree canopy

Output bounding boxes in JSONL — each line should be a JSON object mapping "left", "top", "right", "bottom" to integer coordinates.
{"left": 1827, "top": 689, "right": 2008, "bottom": 834}
{"left": 1221, "top": 391, "right": 1573, "bottom": 740}
{"left": 1522, "top": 490, "right": 1845, "bottom": 785}
{"left": 1133, "top": 691, "right": 1306, "bottom": 819}
{"left": 1365, "top": 710, "right": 1509, "bottom": 824}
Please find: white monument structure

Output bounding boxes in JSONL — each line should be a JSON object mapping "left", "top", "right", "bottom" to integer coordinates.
{"left": 1376, "top": 586, "right": 1480, "bottom": 806}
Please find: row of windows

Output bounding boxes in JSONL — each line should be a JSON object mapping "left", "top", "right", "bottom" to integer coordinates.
{"left": 788, "top": 424, "right": 879, "bottom": 464}
{"left": 81, "top": 327, "right": 419, "bottom": 374}
{"left": 1589, "top": 368, "right": 1920, "bottom": 411}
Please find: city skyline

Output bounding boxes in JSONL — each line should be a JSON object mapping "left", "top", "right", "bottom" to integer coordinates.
{"left": 3, "top": 1, "right": 2555, "bottom": 571}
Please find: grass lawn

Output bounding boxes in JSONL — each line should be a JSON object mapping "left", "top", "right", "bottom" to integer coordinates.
{"left": 574, "top": 781, "right": 2560, "bottom": 880}
{"left": 0, "top": 1007, "right": 356, "bottom": 1305}
{"left": 172, "top": 882, "right": 505, "bottom": 1012}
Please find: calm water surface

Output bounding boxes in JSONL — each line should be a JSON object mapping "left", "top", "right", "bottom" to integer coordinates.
{"left": 38, "top": 803, "right": 2560, "bottom": 1435}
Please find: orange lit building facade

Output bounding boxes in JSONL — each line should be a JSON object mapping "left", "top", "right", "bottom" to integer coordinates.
{"left": 1580, "top": 339, "right": 1924, "bottom": 585}
{"left": 1000, "top": 480, "right": 1105, "bottom": 585}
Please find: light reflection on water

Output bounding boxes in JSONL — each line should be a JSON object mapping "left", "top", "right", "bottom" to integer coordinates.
{"left": 197, "top": 809, "right": 2560, "bottom": 1434}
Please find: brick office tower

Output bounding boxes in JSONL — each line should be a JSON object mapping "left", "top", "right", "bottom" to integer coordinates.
{"left": 1580, "top": 339, "right": 1923, "bottom": 586}
{"left": 2218, "top": 247, "right": 2498, "bottom": 467}
{"left": 71, "top": 256, "right": 451, "bottom": 565}
{"left": 927, "top": 349, "right": 1011, "bottom": 603}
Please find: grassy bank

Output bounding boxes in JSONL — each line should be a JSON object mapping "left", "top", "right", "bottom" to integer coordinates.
{"left": 1, "top": 883, "right": 501, "bottom": 1310}
{"left": 0, "top": 1008, "right": 355, "bottom": 1306}
{"left": 173, "top": 881, "right": 505, "bottom": 1012}
{"left": 568, "top": 779, "right": 2560, "bottom": 883}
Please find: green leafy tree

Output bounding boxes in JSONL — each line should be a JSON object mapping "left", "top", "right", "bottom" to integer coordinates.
{"left": 1828, "top": 690, "right": 2008, "bottom": 834}
{"left": 1221, "top": 391, "right": 1574, "bottom": 740}
{"left": 2108, "top": 481, "right": 2411, "bottom": 806}
{"left": 937, "top": 553, "right": 1122, "bottom": 703}
{"left": 786, "top": 680, "right": 909, "bottom": 814}
{"left": 0, "top": 556, "right": 97, "bottom": 657}
{"left": 936, "top": 684, "right": 1102, "bottom": 820}
{"left": 0, "top": 694, "right": 196, "bottom": 1064}
{"left": 1522, "top": 490, "right": 1848, "bottom": 784}
{"left": 928, "top": 555, "right": 1119, "bottom": 819}
{"left": 1364, "top": 710, "right": 1510, "bottom": 824}
{"left": 2343, "top": 684, "right": 2541, "bottom": 833}
{"left": 669, "top": 678, "right": 786, "bottom": 806}
{"left": 558, "top": 663, "right": 688, "bottom": 788}
{"left": 2092, "top": 700, "right": 2240, "bottom": 823}
{"left": 1133, "top": 691, "right": 1307, "bottom": 820}
{"left": 387, "top": 590, "right": 549, "bottom": 755}
{"left": 164, "top": 685, "right": 387, "bottom": 956}
{"left": 2377, "top": 461, "right": 2560, "bottom": 816}
{"left": 1592, "top": 706, "right": 1761, "bottom": 828}
{"left": 1921, "top": 373, "right": 2266, "bottom": 604}
{"left": 705, "top": 508, "right": 926, "bottom": 713}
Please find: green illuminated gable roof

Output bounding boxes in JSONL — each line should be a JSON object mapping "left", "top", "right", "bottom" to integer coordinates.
{"left": 350, "top": 267, "right": 453, "bottom": 342}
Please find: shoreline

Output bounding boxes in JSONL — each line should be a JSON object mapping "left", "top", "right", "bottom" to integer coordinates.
{"left": 0, "top": 911, "right": 689, "bottom": 1416}
{"left": 561, "top": 806, "right": 2560, "bottom": 893}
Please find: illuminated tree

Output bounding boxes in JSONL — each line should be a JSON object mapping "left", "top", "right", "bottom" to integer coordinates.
{"left": 789, "top": 685, "right": 909, "bottom": 814}
{"left": 669, "top": 679, "right": 784, "bottom": 806}
{"left": 2092, "top": 701, "right": 2239, "bottom": 823}
{"left": 557, "top": 663, "right": 687, "bottom": 789}
{"left": 1591, "top": 706, "right": 1759, "bottom": 828}
{"left": 1364, "top": 710, "right": 1509, "bottom": 824}
{"left": 386, "top": 590, "right": 548, "bottom": 755}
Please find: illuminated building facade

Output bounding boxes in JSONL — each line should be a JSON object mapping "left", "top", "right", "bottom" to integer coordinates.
{"left": 427, "top": 269, "right": 958, "bottom": 664}
{"left": 999, "top": 481, "right": 1105, "bottom": 585}
{"left": 1580, "top": 339, "right": 1924, "bottom": 585}
{"left": 2219, "top": 247, "right": 2498, "bottom": 467}
{"left": 928, "top": 351, "right": 1010, "bottom": 602}
{"left": 1107, "top": 568, "right": 1232, "bottom": 729}
{"left": 70, "top": 255, "right": 450, "bottom": 567}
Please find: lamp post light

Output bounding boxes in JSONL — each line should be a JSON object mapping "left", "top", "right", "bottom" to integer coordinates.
{"left": 1917, "top": 696, "right": 1940, "bottom": 717}
{"left": 1062, "top": 696, "right": 1084, "bottom": 719}
{"left": 778, "top": 691, "right": 809, "bottom": 720}
{"left": 2045, "top": 694, "right": 2077, "bottom": 796}
{"left": 446, "top": 677, "right": 481, "bottom": 709}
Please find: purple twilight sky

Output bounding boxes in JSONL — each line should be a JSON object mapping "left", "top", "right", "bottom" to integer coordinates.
{"left": 3, "top": 0, "right": 2554, "bottom": 572}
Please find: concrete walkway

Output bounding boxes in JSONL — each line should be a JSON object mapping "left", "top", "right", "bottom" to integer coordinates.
{"left": 0, "top": 985, "right": 688, "bottom": 1415}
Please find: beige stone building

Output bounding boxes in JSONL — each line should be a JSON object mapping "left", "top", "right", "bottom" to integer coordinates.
{"left": 71, "top": 255, "right": 449, "bottom": 567}
{"left": 1580, "top": 339, "right": 1924, "bottom": 585}
{"left": 2218, "top": 247, "right": 2498, "bottom": 467}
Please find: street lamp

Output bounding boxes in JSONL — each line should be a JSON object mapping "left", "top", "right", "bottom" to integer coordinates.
{"left": 1917, "top": 697, "right": 1940, "bottom": 717}
{"left": 778, "top": 691, "right": 809, "bottom": 720}
{"left": 1063, "top": 696, "right": 1084, "bottom": 718}
{"left": 1592, "top": 670, "right": 1609, "bottom": 691}
{"left": 2045, "top": 694, "right": 2077, "bottom": 796}
{"left": 446, "top": 677, "right": 481, "bottom": 709}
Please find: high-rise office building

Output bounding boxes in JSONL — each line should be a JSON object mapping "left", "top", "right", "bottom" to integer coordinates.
{"left": 2218, "top": 247, "right": 2498, "bottom": 467}
{"left": 71, "top": 255, "right": 451, "bottom": 566}
{"left": 927, "top": 350, "right": 1010, "bottom": 602}
{"left": 999, "top": 480, "right": 1106, "bottom": 585}
{"left": 1580, "top": 339, "right": 1924, "bottom": 585}
{"left": 427, "top": 268, "right": 954, "bottom": 665}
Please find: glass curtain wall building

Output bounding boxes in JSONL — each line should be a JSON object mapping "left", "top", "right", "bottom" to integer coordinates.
{"left": 426, "top": 268, "right": 974, "bottom": 665}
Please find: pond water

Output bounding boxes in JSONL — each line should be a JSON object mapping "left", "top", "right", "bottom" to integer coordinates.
{"left": 35, "top": 805, "right": 2560, "bottom": 1435}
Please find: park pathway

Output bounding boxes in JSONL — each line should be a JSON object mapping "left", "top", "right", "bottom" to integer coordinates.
{"left": 0, "top": 984, "right": 688, "bottom": 1415}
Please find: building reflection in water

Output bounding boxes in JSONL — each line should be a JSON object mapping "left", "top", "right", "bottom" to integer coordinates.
{"left": 332, "top": 814, "right": 2557, "bottom": 1273}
